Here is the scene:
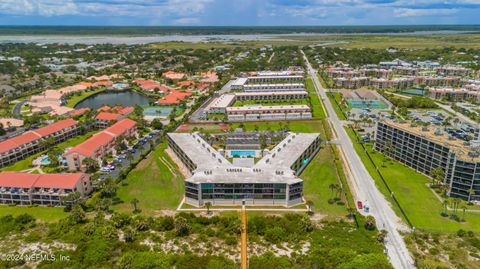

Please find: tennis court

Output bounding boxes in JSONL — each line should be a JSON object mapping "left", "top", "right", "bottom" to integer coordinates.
{"left": 347, "top": 99, "right": 388, "bottom": 109}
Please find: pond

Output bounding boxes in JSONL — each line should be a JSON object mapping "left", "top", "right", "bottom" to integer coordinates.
{"left": 74, "top": 90, "right": 150, "bottom": 110}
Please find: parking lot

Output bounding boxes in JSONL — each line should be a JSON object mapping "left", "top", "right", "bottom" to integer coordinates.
{"left": 98, "top": 130, "right": 161, "bottom": 181}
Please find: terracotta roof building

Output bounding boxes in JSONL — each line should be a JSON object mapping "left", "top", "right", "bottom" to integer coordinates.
{"left": 0, "top": 172, "right": 92, "bottom": 206}
{"left": 64, "top": 119, "right": 137, "bottom": 171}
{"left": 0, "top": 119, "right": 80, "bottom": 168}
{"left": 156, "top": 89, "right": 192, "bottom": 105}
{"left": 162, "top": 71, "right": 185, "bottom": 80}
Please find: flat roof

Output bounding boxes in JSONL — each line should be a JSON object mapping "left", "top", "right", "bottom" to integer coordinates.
{"left": 247, "top": 75, "right": 303, "bottom": 80}
{"left": 209, "top": 94, "right": 236, "bottom": 109}
{"left": 226, "top": 105, "right": 310, "bottom": 113}
{"left": 382, "top": 120, "right": 480, "bottom": 162}
{"left": 168, "top": 132, "right": 319, "bottom": 184}
{"left": 234, "top": 91, "right": 308, "bottom": 97}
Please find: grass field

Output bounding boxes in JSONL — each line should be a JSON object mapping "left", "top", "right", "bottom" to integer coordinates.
{"left": 305, "top": 78, "right": 327, "bottom": 119}
{"left": 114, "top": 143, "right": 184, "bottom": 214}
{"left": 229, "top": 119, "right": 327, "bottom": 139}
{"left": 0, "top": 205, "right": 67, "bottom": 222}
{"left": 345, "top": 128, "right": 480, "bottom": 233}
{"left": 327, "top": 92, "right": 348, "bottom": 120}
{"left": 284, "top": 34, "right": 480, "bottom": 49}
{"left": 300, "top": 145, "right": 348, "bottom": 218}
{"left": 66, "top": 88, "right": 107, "bottom": 108}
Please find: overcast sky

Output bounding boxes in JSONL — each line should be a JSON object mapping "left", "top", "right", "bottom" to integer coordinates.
{"left": 0, "top": 0, "right": 479, "bottom": 26}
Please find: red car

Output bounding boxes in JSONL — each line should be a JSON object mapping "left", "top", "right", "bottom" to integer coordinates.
{"left": 357, "top": 201, "right": 363, "bottom": 209}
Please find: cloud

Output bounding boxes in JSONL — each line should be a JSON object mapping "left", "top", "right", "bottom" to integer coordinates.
{"left": 0, "top": 0, "right": 478, "bottom": 25}
{"left": 394, "top": 8, "right": 459, "bottom": 17}
{"left": 0, "top": 0, "right": 79, "bottom": 16}
{"left": 173, "top": 17, "right": 200, "bottom": 25}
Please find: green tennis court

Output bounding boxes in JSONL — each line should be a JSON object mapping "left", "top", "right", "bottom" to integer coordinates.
{"left": 347, "top": 100, "right": 388, "bottom": 109}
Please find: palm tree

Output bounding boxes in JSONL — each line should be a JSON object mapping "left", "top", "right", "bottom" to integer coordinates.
{"left": 468, "top": 188, "right": 475, "bottom": 202}
{"left": 347, "top": 207, "right": 356, "bottom": 219}
{"left": 329, "top": 183, "right": 336, "bottom": 199}
{"left": 429, "top": 167, "right": 445, "bottom": 187}
{"left": 306, "top": 200, "right": 314, "bottom": 214}
{"left": 452, "top": 198, "right": 461, "bottom": 216}
{"left": 460, "top": 204, "right": 467, "bottom": 222}
{"left": 377, "top": 229, "right": 388, "bottom": 243}
{"left": 205, "top": 202, "right": 212, "bottom": 215}
{"left": 131, "top": 198, "right": 139, "bottom": 213}
{"left": 364, "top": 215, "right": 376, "bottom": 230}
{"left": 442, "top": 199, "right": 449, "bottom": 216}
{"left": 82, "top": 157, "right": 98, "bottom": 173}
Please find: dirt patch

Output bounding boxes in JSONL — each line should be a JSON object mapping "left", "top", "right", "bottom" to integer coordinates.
{"left": 135, "top": 152, "right": 153, "bottom": 170}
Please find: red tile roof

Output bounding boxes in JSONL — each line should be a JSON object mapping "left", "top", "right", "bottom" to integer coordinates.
{"left": 157, "top": 89, "right": 192, "bottom": 105}
{"left": 34, "top": 173, "right": 85, "bottom": 189}
{"left": 104, "top": 118, "right": 136, "bottom": 137}
{"left": 96, "top": 112, "right": 122, "bottom": 121}
{"left": 177, "top": 80, "right": 195, "bottom": 87}
{"left": 97, "top": 106, "right": 111, "bottom": 112}
{"left": 65, "top": 132, "right": 115, "bottom": 157}
{"left": 64, "top": 119, "right": 136, "bottom": 158}
{"left": 0, "top": 119, "right": 78, "bottom": 154}
{"left": 93, "top": 81, "right": 113, "bottom": 87}
{"left": 32, "top": 119, "right": 78, "bottom": 137}
{"left": 162, "top": 71, "right": 185, "bottom": 80}
{"left": 0, "top": 172, "right": 39, "bottom": 188}
{"left": 0, "top": 172, "right": 86, "bottom": 189}
{"left": 68, "top": 108, "right": 91, "bottom": 117}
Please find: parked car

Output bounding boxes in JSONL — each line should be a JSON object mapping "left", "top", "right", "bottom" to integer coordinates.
{"left": 357, "top": 201, "right": 363, "bottom": 209}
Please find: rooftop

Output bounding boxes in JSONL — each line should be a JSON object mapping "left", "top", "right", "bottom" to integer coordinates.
{"left": 96, "top": 112, "right": 122, "bottom": 121}
{"left": 0, "top": 172, "right": 87, "bottom": 189}
{"left": 382, "top": 120, "right": 480, "bottom": 162}
{"left": 168, "top": 132, "right": 319, "bottom": 184}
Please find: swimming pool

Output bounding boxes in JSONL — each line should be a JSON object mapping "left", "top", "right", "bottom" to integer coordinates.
{"left": 230, "top": 150, "right": 256, "bottom": 157}
{"left": 40, "top": 156, "right": 50, "bottom": 165}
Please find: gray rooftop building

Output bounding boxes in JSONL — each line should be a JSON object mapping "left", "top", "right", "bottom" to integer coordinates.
{"left": 167, "top": 132, "right": 321, "bottom": 207}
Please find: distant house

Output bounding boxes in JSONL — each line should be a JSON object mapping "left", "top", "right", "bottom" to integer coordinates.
{"left": 0, "top": 118, "right": 24, "bottom": 129}
{"left": 68, "top": 108, "right": 91, "bottom": 118}
{"left": 133, "top": 79, "right": 169, "bottom": 93}
{"left": 162, "top": 71, "right": 186, "bottom": 80}
{"left": 95, "top": 112, "right": 124, "bottom": 128}
{"left": 156, "top": 89, "right": 192, "bottom": 105}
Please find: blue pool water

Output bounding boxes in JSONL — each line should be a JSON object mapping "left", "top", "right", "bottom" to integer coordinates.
{"left": 40, "top": 156, "right": 50, "bottom": 165}
{"left": 231, "top": 150, "right": 256, "bottom": 157}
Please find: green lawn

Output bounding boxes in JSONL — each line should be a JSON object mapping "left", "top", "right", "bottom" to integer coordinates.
{"left": 300, "top": 146, "right": 348, "bottom": 218}
{"left": 345, "top": 128, "right": 480, "bottom": 233}
{"left": 230, "top": 119, "right": 327, "bottom": 139}
{"left": 114, "top": 143, "right": 184, "bottom": 214}
{"left": 306, "top": 78, "right": 327, "bottom": 119}
{"left": 0, "top": 205, "right": 67, "bottom": 222}
{"left": 327, "top": 92, "right": 348, "bottom": 120}
{"left": 66, "top": 87, "right": 107, "bottom": 108}
{"left": 1, "top": 131, "right": 97, "bottom": 172}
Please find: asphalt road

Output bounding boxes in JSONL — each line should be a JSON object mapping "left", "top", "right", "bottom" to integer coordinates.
{"left": 98, "top": 132, "right": 160, "bottom": 181}
{"left": 302, "top": 51, "right": 415, "bottom": 269}
{"left": 13, "top": 100, "right": 27, "bottom": 116}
